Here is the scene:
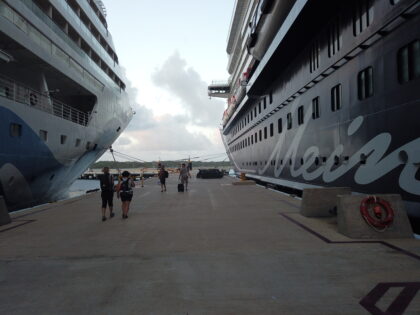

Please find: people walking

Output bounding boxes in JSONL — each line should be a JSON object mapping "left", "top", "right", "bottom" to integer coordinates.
{"left": 99, "top": 167, "right": 115, "bottom": 221}
{"left": 116, "top": 171, "right": 135, "bottom": 219}
{"left": 158, "top": 165, "right": 167, "bottom": 192}
{"left": 179, "top": 163, "right": 191, "bottom": 191}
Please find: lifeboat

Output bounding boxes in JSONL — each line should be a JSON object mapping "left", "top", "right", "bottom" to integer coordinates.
{"left": 247, "top": 0, "right": 296, "bottom": 61}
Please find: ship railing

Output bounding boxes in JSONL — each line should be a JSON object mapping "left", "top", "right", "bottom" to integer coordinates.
{"left": 0, "top": 75, "right": 89, "bottom": 126}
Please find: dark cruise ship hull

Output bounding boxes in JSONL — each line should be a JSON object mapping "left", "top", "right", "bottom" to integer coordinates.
{"left": 221, "top": 0, "right": 420, "bottom": 225}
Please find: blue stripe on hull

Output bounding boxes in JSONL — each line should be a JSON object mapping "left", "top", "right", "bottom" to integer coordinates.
{"left": 0, "top": 106, "right": 98, "bottom": 210}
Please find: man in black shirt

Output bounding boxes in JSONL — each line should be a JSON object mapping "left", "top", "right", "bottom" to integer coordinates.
{"left": 99, "top": 167, "right": 115, "bottom": 221}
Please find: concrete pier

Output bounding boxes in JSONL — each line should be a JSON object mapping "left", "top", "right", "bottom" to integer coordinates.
{"left": 0, "top": 175, "right": 419, "bottom": 314}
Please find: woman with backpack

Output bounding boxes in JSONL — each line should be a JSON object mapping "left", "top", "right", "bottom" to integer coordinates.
{"left": 116, "top": 171, "right": 135, "bottom": 219}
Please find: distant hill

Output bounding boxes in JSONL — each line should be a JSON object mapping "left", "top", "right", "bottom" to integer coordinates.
{"left": 92, "top": 160, "right": 233, "bottom": 169}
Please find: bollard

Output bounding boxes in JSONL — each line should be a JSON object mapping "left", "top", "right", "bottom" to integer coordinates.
{"left": 300, "top": 187, "right": 351, "bottom": 217}
{"left": 0, "top": 196, "right": 11, "bottom": 226}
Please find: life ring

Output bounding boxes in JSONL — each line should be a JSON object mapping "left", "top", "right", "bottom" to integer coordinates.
{"left": 360, "top": 196, "right": 395, "bottom": 231}
{"left": 29, "top": 93, "right": 38, "bottom": 106}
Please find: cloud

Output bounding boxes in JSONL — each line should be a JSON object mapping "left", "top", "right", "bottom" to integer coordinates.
{"left": 151, "top": 51, "right": 225, "bottom": 126}
{"left": 122, "top": 114, "right": 211, "bottom": 152}
{"left": 121, "top": 68, "right": 156, "bottom": 131}
{"left": 104, "top": 55, "right": 227, "bottom": 162}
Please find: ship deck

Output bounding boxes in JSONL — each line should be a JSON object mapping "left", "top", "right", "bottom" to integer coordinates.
{"left": 1, "top": 174, "right": 419, "bottom": 314}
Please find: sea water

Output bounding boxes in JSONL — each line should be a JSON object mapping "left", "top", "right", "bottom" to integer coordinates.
{"left": 68, "top": 179, "right": 100, "bottom": 198}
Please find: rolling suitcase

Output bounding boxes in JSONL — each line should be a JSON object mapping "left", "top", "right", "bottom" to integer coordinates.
{"left": 178, "top": 183, "right": 184, "bottom": 192}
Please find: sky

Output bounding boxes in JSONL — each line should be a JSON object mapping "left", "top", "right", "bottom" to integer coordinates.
{"left": 99, "top": 0, "right": 235, "bottom": 162}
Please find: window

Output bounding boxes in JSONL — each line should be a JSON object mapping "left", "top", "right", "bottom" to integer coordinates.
{"left": 86, "top": 141, "right": 91, "bottom": 150}
{"left": 75, "top": 139, "right": 81, "bottom": 147}
{"left": 1, "top": 86, "right": 11, "bottom": 98}
{"left": 254, "top": 107, "right": 257, "bottom": 117}
{"left": 328, "top": 18, "right": 341, "bottom": 57}
{"left": 269, "top": 91, "right": 273, "bottom": 104}
{"left": 270, "top": 123, "right": 274, "bottom": 137}
{"left": 298, "top": 106, "right": 304, "bottom": 125}
{"left": 264, "top": 126, "right": 267, "bottom": 139}
{"left": 39, "top": 130, "right": 48, "bottom": 142}
{"left": 259, "top": 129, "right": 262, "bottom": 141}
{"left": 10, "top": 123, "right": 22, "bottom": 137}
{"left": 251, "top": 136, "right": 253, "bottom": 145}
{"left": 331, "top": 84, "right": 342, "bottom": 111}
{"left": 287, "top": 113, "right": 292, "bottom": 130}
{"left": 278, "top": 118, "right": 283, "bottom": 133}
{"left": 358, "top": 67, "right": 374, "bottom": 100}
{"left": 312, "top": 97, "right": 320, "bottom": 119}
{"left": 251, "top": 111, "right": 253, "bottom": 120}
{"left": 398, "top": 40, "right": 420, "bottom": 83}
{"left": 258, "top": 102, "right": 261, "bottom": 113}
{"left": 255, "top": 133, "right": 258, "bottom": 143}
{"left": 390, "top": 0, "right": 401, "bottom": 4}
{"left": 263, "top": 97, "right": 267, "bottom": 109}
{"left": 310, "top": 40, "right": 320, "bottom": 73}
{"left": 60, "top": 135, "right": 67, "bottom": 145}
{"left": 353, "top": 0, "right": 373, "bottom": 36}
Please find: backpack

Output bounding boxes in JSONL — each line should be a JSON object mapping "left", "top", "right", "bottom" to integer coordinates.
{"left": 120, "top": 179, "right": 133, "bottom": 195}
{"left": 164, "top": 170, "right": 169, "bottom": 178}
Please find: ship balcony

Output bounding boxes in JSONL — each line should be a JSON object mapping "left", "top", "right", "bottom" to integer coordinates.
{"left": 0, "top": 74, "right": 90, "bottom": 126}
{"left": 208, "top": 80, "right": 231, "bottom": 98}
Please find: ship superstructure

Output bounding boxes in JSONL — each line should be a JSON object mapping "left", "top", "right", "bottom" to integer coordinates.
{"left": 210, "top": 0, "right": 420, "bottom": 228}
{"left": 0, "top": 0, "right": 133, "bottom": 210}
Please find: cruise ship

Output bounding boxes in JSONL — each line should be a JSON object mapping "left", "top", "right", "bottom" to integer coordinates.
{"left": 0, "top": 0, "right": 133, "bottom": 211}
{"left": 209, "top": 0, "right": 420, "bottom": 229}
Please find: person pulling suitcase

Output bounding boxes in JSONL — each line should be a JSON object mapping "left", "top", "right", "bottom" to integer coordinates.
{"left": 178, "top": 163, "right": 191, "bottom": 192}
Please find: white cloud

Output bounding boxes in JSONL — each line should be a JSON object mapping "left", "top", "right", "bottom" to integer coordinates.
{"left": 151, "top": 51, "right": 225, "bottom": 126}
{"left": 102, "top": 53, "right": 227, "bottom": 162}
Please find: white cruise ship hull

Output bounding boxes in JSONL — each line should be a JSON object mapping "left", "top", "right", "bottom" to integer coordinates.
{"left": 0, "top": 0, "right": 133, "bottom": 210}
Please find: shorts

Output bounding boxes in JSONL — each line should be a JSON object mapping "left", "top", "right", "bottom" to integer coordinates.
{"left": 159, "top": 177, "right": 166, "bottom": 185}
{"left": 181, "top": 176, "right": 188, "bottom": 185}
{"left": 120, "top": 191, "right": 133, "bottom": 202}
{"left": 101, "top": 190, "right": 114, "bottom": 208}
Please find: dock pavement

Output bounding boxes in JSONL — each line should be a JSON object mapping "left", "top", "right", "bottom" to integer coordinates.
{"left": 0, "top": 173, "right": 419, "bottom": 314}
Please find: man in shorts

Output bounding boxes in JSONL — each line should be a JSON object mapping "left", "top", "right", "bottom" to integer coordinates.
{"left": 179, "top": 163, "right": 191, "bottom": 191}
{"left": 99, "top": 167, "right": 114, "bottom": 221}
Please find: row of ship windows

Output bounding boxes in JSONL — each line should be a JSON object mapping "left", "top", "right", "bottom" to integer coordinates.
{"left": 0, "top": 0, "right": 124, "bottom": 90}
{"left": 230, "top": 39, "right": 419, "bottom": 152}
{"left": 36, "top": 0, "right": 117, "bottom": 64}
{"left": 311, "top": 0, "right": 402, "bottom": 73}
{"left": 240, "top": 154, "right": 370, "bottom": 168}
{"left": 9, "top": 123, "right": 97, "bottom": 151}
{"left": 232, "top": 92, "right": 273, "bottom": 137}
